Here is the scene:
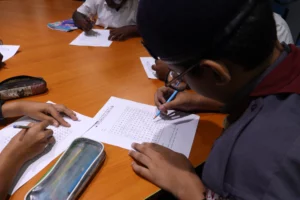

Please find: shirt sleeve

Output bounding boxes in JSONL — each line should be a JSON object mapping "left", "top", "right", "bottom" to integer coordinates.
{"left": 273, "top": 13, "right": 294, "bottom": 44}
{"left": 263, "top": 137, "right": 300, "bottom": 200}
{"left": 77, "top": 0, "right": 99, "bottom": 17}
{"left": 127, "top": 0, "right": 138, "bottom": 25}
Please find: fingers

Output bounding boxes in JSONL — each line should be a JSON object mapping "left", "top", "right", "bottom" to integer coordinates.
{"left": 36, "top": 113, "right": 60, "bottom": 127}
{"left": 35, "top": 120, "right": 51, "bottom": 130}
{"left": 41, "top": 129, "right": 54, "bottom": 141}
{"left": 46, "top": 105, "right": 70, "bottom": 127}
{"left": 47, "top": 136, "right": 56, "bottom": 145}
{"left": 154, "top": 92, "right": 163, "bottom": 108}
{"left": 109, "top": 33, "right": 121, "bottom": 41}
{"left": 152, "top": 59, "right": 163, "bottom": 71}
{"left": 128, "top": 149, "right": 152, "bottom": 167}
{"left": 54, "top": 104, "right": 78, "bottom": 121}
{"left": 118, "top": 34, "right": 125, "bottom": 41}
{"left": 159, "top": 100, "right": 177, "bottom": 114}
{"left": 130, "top": 143, "right": 160, "bottom": 162}
{"left": 131, "top": 142, "right": 153, "bottom": 155}
{"left": 79, "top": 20, "right": 88, "bottom": 31}
{"left": 143, "top": 143, "right": 167, "bottom": 154}
{"left": 131, "top": 161, "right": 152, "bottom": 181}
{"left": 155, "top": 87, "right": 176, "bottom": 114}
{"left": 16, "top": 128, "right": 28, "bottom": 141}
{"left": 109, "top": 29, "right": 127, "bottom": 41}
{"left": 108, "top": 33, "right": 115, "bottom": 41}
{"left": 86, "top": 21, "right": 94, "bottom": 32}
{"left": 80, "top": 19, "right": 93, "bottom": 32}
{"left": 108, "top": 29, "right": 117, "bottom": 40}
{"left": 152, "top": 64, "right": 158, "bottom": 71}
{"left": 23, "top": 121, "right": 51, "bottom": 140}
{"left": 135, "top": 142, "right": 165, "bottom": 155}
{"left": 83, "top": 24, "right": 93, "bottom": 32}
{"left": 154, "top": 87, "right": 167, "bottom": 107}
{"left": 28, "top": 122, "right": 55, "bottom": 144}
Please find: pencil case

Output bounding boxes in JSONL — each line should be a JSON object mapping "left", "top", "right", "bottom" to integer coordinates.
{"left": 25, "top": 138, "right": 106, "bottom": 200}
{"left": 0, "top": 75, "right": 47, "bottom": 100}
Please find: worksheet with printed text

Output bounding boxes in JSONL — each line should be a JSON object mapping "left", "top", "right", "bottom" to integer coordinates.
{"left": 83, "top": 97, "right": 200, "bottom": 157}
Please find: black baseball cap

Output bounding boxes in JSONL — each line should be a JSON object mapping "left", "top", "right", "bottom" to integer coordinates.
{"left": 137, "top": 0, "right": 256, "bottom": 64}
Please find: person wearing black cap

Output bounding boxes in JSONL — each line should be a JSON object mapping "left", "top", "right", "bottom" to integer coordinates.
{"left": 152, "top": 12, "right": 294, "bottom": 82}
{"left": 128, "top": 0, "right": 300, "bottom": 199}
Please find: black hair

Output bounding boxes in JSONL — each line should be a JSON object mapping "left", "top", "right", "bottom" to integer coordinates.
{"left": 137, "top": 0, "right": 277, "bottom": 71}
{"left": 214, "top": 1, "right": 277, "bottom": 70}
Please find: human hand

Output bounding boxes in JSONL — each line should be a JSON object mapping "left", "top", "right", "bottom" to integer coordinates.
{"left": 154, "top": 87, "right": 202, "bottom": 114}
{"left": 109, "top": 25, "right": 139, "bottom": 41}
{"left": 152, "top": 60, "right": 169, "bottom": 81}
{"left": 14, "top": 101, "right": 78, "bottom": 127}
{"left": 73, "top": 11, "right": 94, "bottom": 32}
{"left": 129, "top": 143, "right": 206, "bottom": 199}
{"left": 4, "top": 121, "right": 55, "bottom": 162}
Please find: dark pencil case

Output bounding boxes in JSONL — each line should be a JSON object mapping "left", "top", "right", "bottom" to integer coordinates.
{"left": 0, "top": 75, "right": 47, "bottom": 100}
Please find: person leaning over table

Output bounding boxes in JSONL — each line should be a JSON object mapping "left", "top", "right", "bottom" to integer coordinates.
{"left": 152, "top": 11, "right": 295, "bottom": 81}
{"left": 0, "top": 101, "right": 77, "bottom": 199}
{"left": 72, "top": 0, "right": 140, "bottom": 41}
{"left": 128, "top": 0, "right": 300, "bottom": 199}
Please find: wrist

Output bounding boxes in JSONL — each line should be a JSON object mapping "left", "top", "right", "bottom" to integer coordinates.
{"left": 2, "top": 101, "right": 23, "bottom": 118}
{"left": 176, "top": 172, "right": 206, "bottom": 200}
{"left": 189, "top": 94, "right": 205, "bottom": 111}
{"left": 1, "top": 145, "right": 27, "bottom": 165}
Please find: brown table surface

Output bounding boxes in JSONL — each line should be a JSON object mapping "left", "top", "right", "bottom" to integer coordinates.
{"left": 0, "top": 0, "right": 225, "bottom": 199}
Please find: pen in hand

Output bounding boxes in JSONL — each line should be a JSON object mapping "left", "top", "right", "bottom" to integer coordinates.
{"left": 153, "top": 90, "right": 178, "bottom": 119}
{"left": 13, "top": 125, "right": 31, "bottom": 129}
{"left": 13, "top": 124, "right": 50, "bottom": 130}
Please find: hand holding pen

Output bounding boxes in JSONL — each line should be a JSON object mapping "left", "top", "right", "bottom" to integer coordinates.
{"left": 73, "top": 11, "right": 95, "bottom": 32}
{"left": 154, "top": 89, "right": 178, "bottom": 119}
{"left": 154, "top": 86, "right": 204, "bottom": 118}
{"left": 7, "top": 121, "right": 54, "bottom": 162}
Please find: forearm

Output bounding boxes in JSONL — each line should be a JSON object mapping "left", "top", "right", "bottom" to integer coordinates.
{"left": 193, "top": 94, "right": 224, "bottom": 112}
{"left": 0, "top": 148, "right": 25, "bottom": 199}
{"left": 2, "top": 101, "right": 23, "bottom": 118}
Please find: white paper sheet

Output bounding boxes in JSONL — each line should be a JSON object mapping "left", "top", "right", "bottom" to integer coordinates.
{"left": 0, "top": 45, "right": 20, "bottom": 62}
{"left": 140, "top": 57, "right": 157, "bottom": 79}
{"left": 83, "top": 97, "right": 199, "bottom": 157}
{"left": 0, "top": 102, "right": 96, "bottom": 194}
{"left": 70, "top": 29, "right": 112, "bottom": 47}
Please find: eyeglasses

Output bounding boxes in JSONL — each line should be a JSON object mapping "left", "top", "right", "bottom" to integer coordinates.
{"left": 142, "top": 0, "right": 256, "bottom": 90}
{"left": 165, "top": 64, "right": 200, "bottom": 91}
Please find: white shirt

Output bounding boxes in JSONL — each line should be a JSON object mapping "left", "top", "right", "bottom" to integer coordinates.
{"left": 273, "top": 13, "right": 294, "bottom": 44}
{"left": 77, "top": 0, "right": 138, "bottom": 29}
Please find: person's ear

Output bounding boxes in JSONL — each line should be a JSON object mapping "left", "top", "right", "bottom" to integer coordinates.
{"left": 200, "top": 59, "right": 231, "bottom": 85}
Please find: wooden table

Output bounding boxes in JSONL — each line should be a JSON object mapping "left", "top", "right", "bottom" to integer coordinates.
{"left": 0, "top": 0, "right": 225, "bottom": 199}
